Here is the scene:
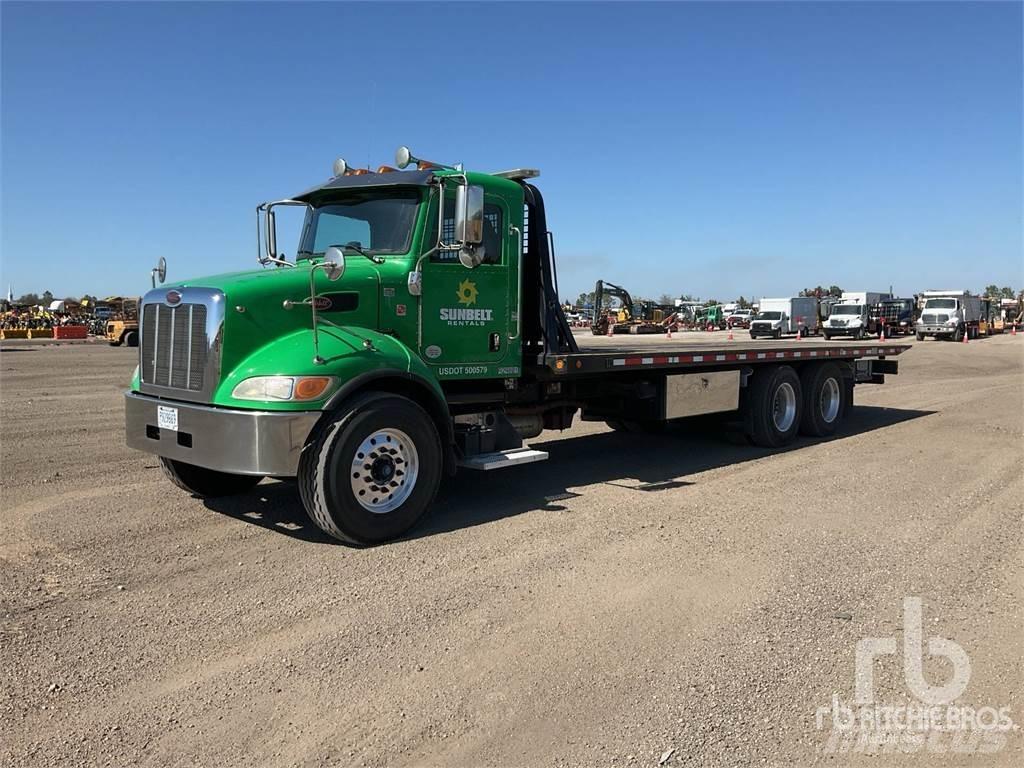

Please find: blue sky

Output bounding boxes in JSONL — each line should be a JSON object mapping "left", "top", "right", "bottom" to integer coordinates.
{"left": 2, "top": 1, "right": 1021, "bottom": 302}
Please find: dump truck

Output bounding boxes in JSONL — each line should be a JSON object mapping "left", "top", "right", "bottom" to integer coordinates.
{"left": 916, "top": 290, "right": 982, "bottom": 341}
{"left": 124, "top": 148, "right": 910, "bottom": 544}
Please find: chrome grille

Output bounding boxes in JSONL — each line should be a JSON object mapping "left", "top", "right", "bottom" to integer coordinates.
{"left": 922, "top": 313, "right": 949, "bottom": 325}
{"left": 142, "top": 303, "right": 208, "bottom": 391}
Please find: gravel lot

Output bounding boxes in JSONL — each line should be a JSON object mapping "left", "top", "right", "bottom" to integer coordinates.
{"left": 2, "top": 334, "right": 1021, "bottom": 767}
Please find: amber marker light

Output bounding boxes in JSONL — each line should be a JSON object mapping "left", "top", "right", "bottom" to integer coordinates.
{"left": 294, "top": 376, "right": 333, "bottom": 400}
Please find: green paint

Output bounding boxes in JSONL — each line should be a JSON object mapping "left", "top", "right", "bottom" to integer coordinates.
{"left": 138, "top": 170, "right": 526, "bottom": 410}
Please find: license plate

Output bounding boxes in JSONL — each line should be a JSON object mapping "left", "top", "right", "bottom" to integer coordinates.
{"left": 157, "top": 405, "right": 179, "bottom": 432}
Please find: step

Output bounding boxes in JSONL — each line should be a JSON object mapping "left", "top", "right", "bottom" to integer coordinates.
{"left": 458, "top": 447, "right": 550, "bottom": 471}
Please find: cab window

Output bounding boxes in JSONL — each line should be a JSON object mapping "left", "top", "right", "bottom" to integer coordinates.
{"left": 428, "top": 195, "right": 503, "bottom": 265}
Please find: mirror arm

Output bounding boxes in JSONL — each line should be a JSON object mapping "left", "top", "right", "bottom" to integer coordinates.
{"left": 308, "top": 261, "right": 337, "bottom": 365}
{"left": 257, "top": 200, "right": 308, "bottom": 268}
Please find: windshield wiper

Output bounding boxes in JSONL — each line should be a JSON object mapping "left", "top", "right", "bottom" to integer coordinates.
{"left": 339, "top": 241, "right": 385, "bottom": 265}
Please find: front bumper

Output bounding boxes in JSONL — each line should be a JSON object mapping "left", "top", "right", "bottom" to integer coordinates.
{"left": 124, "top": 391, "right": 322, "bottom": 476}
{"left": 824, "top": 326, "right": 864, "bottom": 336}
{"left": 917, "top": 325, "right": 957, "bottom": 335}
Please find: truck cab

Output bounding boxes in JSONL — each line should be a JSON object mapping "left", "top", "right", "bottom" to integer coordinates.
{"left": 823, "top": 303, "right": 868, "bottom": 340}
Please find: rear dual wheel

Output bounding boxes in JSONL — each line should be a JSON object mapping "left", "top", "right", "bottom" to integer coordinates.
{"left": 799, "top": 362, "right": 844, "bottom": 437}
{"left": 746, "top": 363, "right": 847, "bottom": 446}
{"left": 746, "top": 366, "right": 802, "bottom": 447}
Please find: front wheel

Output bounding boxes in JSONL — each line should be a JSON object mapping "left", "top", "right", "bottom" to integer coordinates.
{"left": 124, "top": 330, "right": 139, "bottom": 347}
{"left": 298, "top": 393, "right": 442, "bottom": 545}
{"left": 160, "top": 458, "right": 263, "bottom": 497}
{"left": 916, "top": 332, "right": 925, "bottom": 341}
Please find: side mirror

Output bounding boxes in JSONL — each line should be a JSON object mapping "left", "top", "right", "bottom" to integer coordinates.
{"left": 322, "top": 246, "right": 347, "bottom": 281}
{"left": 458, "top": 245, "right": 485, "bottom": 269}
{"left": 155, "top": 257, "right": 167, "bottom": 284}
{"left": 266, "top": 208, "right": 278, "bottom": 260}
{"left": 454, "top": 184, "right": 484, "bottom": 245}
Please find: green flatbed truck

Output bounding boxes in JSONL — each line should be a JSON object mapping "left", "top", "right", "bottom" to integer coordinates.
{"left": 125, "top": 148, "right": 909, "bottom": 544}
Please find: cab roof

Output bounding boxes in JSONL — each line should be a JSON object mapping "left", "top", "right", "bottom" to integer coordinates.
{"left": 293, "top": 169, "right": 435, "bottom": 202}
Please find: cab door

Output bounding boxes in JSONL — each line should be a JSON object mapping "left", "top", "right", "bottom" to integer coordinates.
{"left": 419, "top": 191, "right": 516, "bottom": 377}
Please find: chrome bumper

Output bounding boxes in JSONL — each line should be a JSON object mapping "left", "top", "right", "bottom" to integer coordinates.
{"left": 124, "top": 391, "right": 322, "bottom": 477}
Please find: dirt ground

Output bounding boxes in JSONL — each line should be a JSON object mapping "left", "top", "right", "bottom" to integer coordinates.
{"left": 2, "top": 333, "right": 1021, "bottom": 767}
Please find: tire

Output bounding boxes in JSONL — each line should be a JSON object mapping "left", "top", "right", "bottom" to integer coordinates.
{"left": 124, "top": 330, "right": 139, "bottom": 347}
{"left": 773, "top": 329, "right": 781, "bottom": 340}
{"left": 823, "top": 332, "right": 832, "bottom": 341}
{"left": 854, "top": 328, "right": 864, "bottom": 340}
{"left": 745, "top": 365, "right": 803, "bottom": 448}
{"left": 799, "top": 363, "right": 845, "bottom": 437}
{"left": 160, "top": 457, "right": 262, "bottom": 497}
{"left": 916, "top": 332, "right": 925, "bottom": 341}
{"left": 298, "top": 393, "right": 442, "bottom": 545}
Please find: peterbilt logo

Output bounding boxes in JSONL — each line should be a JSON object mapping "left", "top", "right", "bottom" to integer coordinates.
{"left": 165, "top": 290, "right": 182, "bottom": 305}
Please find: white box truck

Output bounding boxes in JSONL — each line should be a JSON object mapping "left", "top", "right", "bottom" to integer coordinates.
{"left": 841, "top": 291, "right": 891, "bottom": 307}
{"left": 916, "top": 290, "right": 983, "bottom": 340}
{"left": 749, "top": 297, "right": 819, "bottom": 339}
{"left": 824, "top": 292, "right": 892, "bottom": 340}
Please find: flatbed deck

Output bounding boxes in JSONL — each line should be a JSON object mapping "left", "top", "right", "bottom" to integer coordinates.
{"left": 539, "top": 332, "right": 911, "bottom": 375}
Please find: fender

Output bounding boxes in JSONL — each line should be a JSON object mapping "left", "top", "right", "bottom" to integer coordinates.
{"left": 213, "top": 324, "right": 455, "bottom": 471}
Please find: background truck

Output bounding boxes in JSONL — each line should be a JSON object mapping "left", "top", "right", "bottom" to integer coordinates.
{"left": 124, "top": 147, "right": 908, "bottom": 545}
{"left": 916, "top": 290, "right": 983, "bottom": 340}
{"left": 870, "top": 297, "right": 916, "bottom": 336}
{"left": 823, "top": 301, "right": 872, "bottom": 339}
{"left": 726, "top": 308, "right": 754, "bottom": 329}
{"left": 749, "top": 297, "right": 819, "bottom": 339}
{"left": 841, "top": 291, "right": 892, "bottom": 307}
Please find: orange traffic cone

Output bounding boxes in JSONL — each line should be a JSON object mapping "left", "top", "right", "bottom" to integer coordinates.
{"left": 727, "top": 328, "right": 734, "bottom": 341}
{"left": 962, "top": 326, "right": 969, "bottom": 344}
{"left": 879, "top": 324, "right": 886, "bottom": 342}
{"left": 796, "top": 326, "right": 802, "bottom": 341}
{"left": 666, "top": 324, "right": 673, "bottom": 339}
{"left": 1012, "top": 325, "right": 1017, "bottom": 336}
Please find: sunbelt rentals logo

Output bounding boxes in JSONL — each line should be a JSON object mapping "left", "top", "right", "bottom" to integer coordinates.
{"left": 439, "top": 278, "right": 494, "bottom": 326}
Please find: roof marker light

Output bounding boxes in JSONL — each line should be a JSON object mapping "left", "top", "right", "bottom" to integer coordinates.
{"left": 493, "top": 168, "right": 541, "bottom": 180}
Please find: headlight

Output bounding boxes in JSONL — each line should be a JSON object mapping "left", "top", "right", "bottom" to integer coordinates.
{"left": 945, "top": 319, "right": 958, "bottom": 326}
{"left": 231, "top": 375, "right": 335, "bottom": 402}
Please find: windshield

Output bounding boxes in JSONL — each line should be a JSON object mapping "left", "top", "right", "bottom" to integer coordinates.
{"left": 756, "top": 311, "right": 782, "bottom": 320}
{"left": 832, "top": 304, "right": 863, "bottom": 315}
{"left": 297, "top": 191, "right": 419, "bottom": 258}
{"left": 925, "top": 298, "right": 957, "bottom": 310}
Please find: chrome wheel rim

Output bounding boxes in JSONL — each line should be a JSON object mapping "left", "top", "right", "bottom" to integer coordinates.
{"left": 349, "top": 428, "right": 418, "bottom": 514}
{"left": 772, "top": 382, "right": 797, "bottom": 432}
{"left": 820, "top": 378, "right": 841, "bottom": 423}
